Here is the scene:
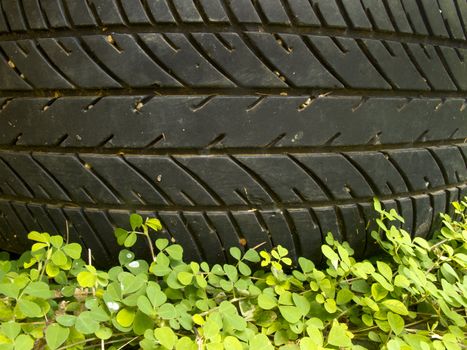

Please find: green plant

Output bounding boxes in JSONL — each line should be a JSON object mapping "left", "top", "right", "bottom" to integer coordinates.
{"left": 0, "top": 199, "right": 466, "bottom": 350}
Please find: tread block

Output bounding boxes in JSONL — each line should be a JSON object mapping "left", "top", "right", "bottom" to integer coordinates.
{"left": 176, "top": 156, "right": 273, "bottom": 205}
{"left": 360, "top": 0, "right": 394, "bottom": 32}
{"left": 345, "top": 152, "right": 409, "bottom": 195}
{"left": 430, "top": 190, "right": 447, "bottom": 231}
{"left": 438, "top": 0, "right": 465, "bottom": 40}
{"left": 419, "top": 0, "right": 449, "bottom": 38}
{"left": 386, "top": 149, "right": 446, "bottom": 191}
{"left": 1, "top": 0, "right": 27, "bottom": 31}
{"left": 385, "top": 0, "right": 413, "bottom": 34}
{"left": 121, "top": 0, "right": 151, "bottom": 24}
{"left": 339, "top": 205, "right": 366, "bottom": 258}
{"left": 158, "top": 212, "right": 203, "bottom": 262}
{"left": 431, "top": 146, "right": 467, "bottom": 183}
{"left": 362, "top": 39, "right": 430, "bottom": 90}
{"left": 227, "top": 0, "right": 261, "bottom": 24}
{"left": 87, "top": 0, "right": 125, "bottom": 25}
{"left": 440, "top": 47, "right": 467, "bottom": 90}
{"left": 139, "top": 33, "right": 235, "bottom": 87}
{"left": 232, "top": 211, "right": 273, "bottom": 251}
{"left": 0, "top": 2, "right": 8, "bottom": 33}
{"left": 0, "top": 51, "right": 34, "bottom": 90}
{"left": 258, "top": 0, "right": 291, "bottom": 25}
{"left": 309, "top": 0, "right": 346, "bottom": 28}
{"left": 199, "top": 0, "right": 229, "bottom": 23}
{"left": 83, "top": 34, "right": 182, "bottom": 87}
{"left": 80, "top": 155, "right": 170, "bottom": 205}
{"left": 0, "top": 152, "right": 71, "bottom": 201}
{"left": 23, "top": 0, "right": 48, "bottom": 30}
{"left": 33, "top": 153, "right": 121, "bottom": 204}
{"left": 313, "top": 206, "right": 343, "bottom": 242}
{"left": 63, "top": 0, "right": 98, "bottom": 27}
{"left": 460, "top": 185, "right": 467, "bottom": 201}
{"left": 246, "top": 33, "right": 343, "bottom": 88}
{"left": 238, "top": 155, "right": 328, "bottom": 203}
{"left": 27, "top": 203, "right": 60, "bottom": 235}
{"left": 1, "top": 40, "right": 74, "bottom": 89}
{"left": 307, "top": 36, "right": 391, "bottom": 89}
{"left": 288, "top": 209, "right": 322, "bottom": 261}
{"left": 47, "top": 206, "right": 85, "bottom": 245}
{"left": 356, "top": 202, "right": 378, "bottom": 253}
{"left": 172, "top": 0, "right": 203, "bottom": 23}
{"left": 286, "top": 0, "right": 320, "bottom": 26}
{"left": 342, "top": 0, "right": 372, "bottom": 30}
{"left": 127, "top": 156, "right": 218, "bottom": 206}
{"left": 206, "top": 212, "right": 245, "bottom": 256}
{"left": 11, "top": 202, "right": 41, "bottom": 234}
{"left": 294, "top": 154, "right": 374, "bottom": 199}
{"left": 412, "top": 195, "right": 433, "bottom": 237}
{"left": 262, "top": 210, "right": 297, "bottom": 258}
{"left": 0, "top": 158, "right": 32, "bottom": 197}
{"left": 400, "top": 0, "right": 429, "bottom": 35}
{"left": 406, "top": 44, "right": 456, "bottom": 91}
{"left": 38, "top": 38, "right": 121, "bottom": 89}
{"left": 445, "top": 187, "right": 460, "bottom": 216}
{"left": 192, "top": 33, "right": 287, "bottom": 87}
{"left": 183, "top": 212, "right": 226, "bottom": 263}
{"left": 63, "top": 207, "right": 113, "bottom": 264}
{"left": 457, "top": 0, "right": 467, "bottom": 34}
{"left": 41, "top": 0, "right": 71, "bottom": 29}
{"left": 0, "top": 201, "right": 29, "bottom": 245}
{"left": 145, "top": 0, "right": 176, "bottom": 23}
{"left": 397, "top": 197, "right": 414, "bottom": 233}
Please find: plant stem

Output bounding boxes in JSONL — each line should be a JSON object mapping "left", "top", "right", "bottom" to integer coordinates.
{"left": 336, "top": 304, "right": 357, "bottom": 319}
{"left": 430, "top": 239, "right": 449, "bottom": 251}
{"left": 57, "top": 337, "right": 98, "bottom": 350}
{"left": 143, "top": 226, "right": 156, "bottom": 262}
{"left": 116, "top": 336, "right": 139, "bottom": 350}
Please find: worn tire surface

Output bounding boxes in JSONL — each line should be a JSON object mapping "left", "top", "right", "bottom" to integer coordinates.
{"left": 0, "top": 0, "right": 466, "bottom": 266}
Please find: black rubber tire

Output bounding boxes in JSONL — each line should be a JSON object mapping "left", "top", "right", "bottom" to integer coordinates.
{"left": 0, "top": 0, "right": 466, "bottom": 266}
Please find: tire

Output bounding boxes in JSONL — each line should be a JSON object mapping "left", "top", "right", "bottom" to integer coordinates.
{"left": 0, "top": 0, "right": 466, "bottom": 266}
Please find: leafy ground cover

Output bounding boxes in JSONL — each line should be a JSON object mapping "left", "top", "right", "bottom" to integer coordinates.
{"left": 0, "top": 198, "right": 466, "bottom": 350}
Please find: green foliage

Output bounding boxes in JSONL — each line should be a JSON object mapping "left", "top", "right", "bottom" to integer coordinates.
{"left": 0, "top": 200, "right": 466, "bottom": 350}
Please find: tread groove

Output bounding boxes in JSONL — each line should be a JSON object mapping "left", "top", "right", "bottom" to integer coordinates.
{"left": 301, "top": 36, "right": 348, "bottom": 87}
{"left": 34, "top": 40, "right": 76, "bottom": 88}
{"left": 402, "top": 43, "right": 435, "bottom": 90}
{"left": 426, "top": 148, "right": 449, "bottom": 185}
{"left": 228, "top": 155, "right": 280, "bottom": 202}
{"left": 81, "top": 209, "right": 112, "bottom": 260}
{"left": 0, "top": 2, "right": 11, "bottom": 32}
{"left": 30, "top": 154, "right": 74, "bottom": 202}
{"left": 170, "top": 156, "right": 225, "bottom": 206}
{"left": 355, "top": 39, "right": 397, "bottom": 89}
{"left": 0, "top": 157, "right": 34, "bottom": 197}
{"left": 341, "top": 153, "right": 379, "bottom": 196}
{"left": 120, "top": 155, "right": 175, "bottom": 206}
{"left": 132, "top": 33, "right": 185, "bottom": 86}
{"left": 434, "top": 45, "right": 462, "bottom": 90}
{"left": 76, "top": 154, "right": 124, "bottom": 204}
{"left": 185, "top": 33, "right": 238, "bottom": 86}
{"left": 381, "top": 151, "right": 414, "bottom": 192}
{"left": 287, "top": 154, "right": 335, "bottom": 200}
{"left": 77, "top": 37, "right": 127, "bottom": 88}
{"left": 0, "top": 46, "right": 34, "bottom": 88}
